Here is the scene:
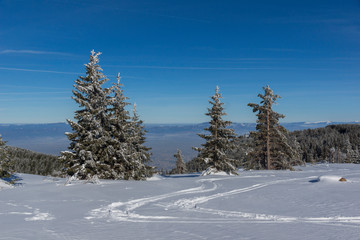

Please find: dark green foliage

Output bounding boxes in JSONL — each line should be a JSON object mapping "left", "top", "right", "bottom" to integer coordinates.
{"left": 185, "top": 157, "right": 208, "bottom": 173}
{"left": 170, "top": 149, "right": 187, "bottom": 174}
{"left": 231, "top": 124, "right": 360, "bottom": 166}
{"left": 6, "top": 146, "right": 62, "bottom": 176}
{"left": 193, "top": 86, "right": 237, "bottom": 174}
{"left": 247, "top": 86, "right": 301, "bottom": 170}
{"left": 0, "top": 135, "right": 13, "bottom": 178}
{"left": 226, "top": 134, "right": 253, "bottom": 168}
{"left": 292, "top": 124, "right": 360, "bottom": 163}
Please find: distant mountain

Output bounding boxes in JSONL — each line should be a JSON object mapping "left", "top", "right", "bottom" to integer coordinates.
{"left": 1, "top": 121, "right": 359, "bottom": 170}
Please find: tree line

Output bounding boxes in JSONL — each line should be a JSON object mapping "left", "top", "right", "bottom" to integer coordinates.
{"left": 1, "top": 50, "right": 359, "bottom": 182}
{"left": 181, "top": 85, "right": 303, "bottom": 175}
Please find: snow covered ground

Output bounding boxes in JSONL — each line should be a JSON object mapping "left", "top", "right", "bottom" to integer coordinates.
{"left": 1, "top": 164, "right": 360, "bottom": 240}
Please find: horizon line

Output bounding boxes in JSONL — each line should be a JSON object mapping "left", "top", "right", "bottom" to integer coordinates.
{"left": 0, "top": 121, "right": 359, "bottom": 125}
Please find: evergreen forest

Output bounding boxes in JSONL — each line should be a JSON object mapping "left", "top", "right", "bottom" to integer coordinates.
{"left": 1, "top": 51, "right": 360, "bottom": 181}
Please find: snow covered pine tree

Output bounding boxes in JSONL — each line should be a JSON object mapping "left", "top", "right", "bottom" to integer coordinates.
{"left": 247, "top": 85, "right": 300, "bottom": 170}
{"left": 106, "top": 73, "right": 132, "bottom": 179}
{"left": 107, "top": 75, "right": 152, "bottom": 180}
{"left": 61, "top": 51, "right": 152, "bottom": 182}
{"left": 172, "top": 149, "right": 187, "bottom": 174}
{"left": 0, "top": 134, "right": 14, "bottom": 179}
{"left": 125, "top": 103, "right": 152, "bottom": 180}
{"left": 61, "top": 50, "right": 115, "bottom": 181}
{"left": 193, "top": 86, "right": 237, "bottom": 175}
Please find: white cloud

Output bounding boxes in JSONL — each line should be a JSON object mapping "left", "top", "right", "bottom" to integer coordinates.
{"left": 0, "top": 67, "right": 80, "bottom": 75}
{"left": 111, "top": 65, "right": 272, "bottom": 70}
{"left": 0, "top": 49, "right": 72, "bottom": 56}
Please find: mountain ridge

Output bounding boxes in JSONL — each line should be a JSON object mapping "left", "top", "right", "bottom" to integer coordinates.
{"left": 1, "top": 121, "right": 359, "bottom": 170}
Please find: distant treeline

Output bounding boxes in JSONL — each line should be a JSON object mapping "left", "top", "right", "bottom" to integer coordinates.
{"left": 186, "top": 124, "right": 360, "bottom": 173}
{"left": 293, "top": 124, "right": 360, "bottom": 163}
{"left": 6, "top": 146, "right": 63, "bottom": 176}
{"left": 5, "top": 124, "right": 360, "bottom": 176}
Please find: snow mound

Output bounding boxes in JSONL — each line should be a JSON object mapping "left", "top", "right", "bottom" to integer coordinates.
{"left": 201, "top": 167, "right": 232, "bottom": 176}
{"left": 147, "top": 174, "right": 165, "bottom": 181}
{"left": 0, "top": 179, "right": 13, "bottom": 190}
{"left": 318, "top": 175, "right": 347, "bottom": 183}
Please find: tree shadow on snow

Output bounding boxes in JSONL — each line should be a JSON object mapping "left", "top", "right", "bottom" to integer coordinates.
{"left": 309, "top": 178, "right": 320, "bottom": 183}
{"left": 2, "top": 174, "right": 23, "bottom": 186}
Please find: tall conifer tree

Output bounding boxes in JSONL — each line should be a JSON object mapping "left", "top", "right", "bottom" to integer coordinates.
{"left": 61, "top": 50, "right": 113, "bottom": 180}
{"left": 106, "top": 73, "right": 132, "bottom": 179}
{"left": 247, "top": 85, "right": 298, "bottom": 170}
{"left": 126, "top": 103, "right": 152, "bottom": 179}
{"left": 194, "top": 86, "right": 237, "bottom": 174}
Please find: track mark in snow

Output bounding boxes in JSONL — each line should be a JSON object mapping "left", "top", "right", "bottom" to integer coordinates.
{"left": 172, "top": 177, "right": 306, "bottom": 209}
{"left": 2, "top": 202, "right": 54, "bottom": 221}
{"left": 86, "top": 175, "right": 360, "bottom": 226}
{"left": 190, "top": 207, "right": 360, "bottom": 226}
{"left": 25, "top": 211, "right": 55, "bottom": 221}
{"left": 168, "top": 176, "right": 360, "bottom": 226}
{"left": 173, "top": 230, "right": 207, "bottom": 239}
{"left": 7, "top": 212, "right": 33, "bottom": 215}
{"left": 86, "top": 180, "right": 218, "bottom": 222}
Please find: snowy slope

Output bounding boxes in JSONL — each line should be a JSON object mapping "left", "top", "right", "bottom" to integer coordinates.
{"left": 1, "top": 164, "right": 360, "bottom": 240}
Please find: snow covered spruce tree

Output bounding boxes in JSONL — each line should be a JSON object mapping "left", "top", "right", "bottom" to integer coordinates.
{"left": 193, "top": 86, "right": 237, "bottom": 175}
{"left": 0, "top": 135, "right": 14, "bottom": 179}
{"left": 125, "top": 103, "right": 152, "bottom": 180}
{"left": 172, "top": 149, "right": 187, "bottom": 174}
{"left": 61, "top": 50, "right": 114, "bottom": 181}
{"left": 107, "top": 75, "right": 152, "bottom": 180}
{"left": 61, "top": 50, "right": 152, "bottom": 181}
{"left": 105, "top": 73, "right": 132, "bottom": 179}
{"left": 247, "top": 85, "right": 300, "bottom": 170}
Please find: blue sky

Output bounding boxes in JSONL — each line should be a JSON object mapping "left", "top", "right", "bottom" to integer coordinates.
{"left": 0, "top": 0, "right": 359, "bottom": 124}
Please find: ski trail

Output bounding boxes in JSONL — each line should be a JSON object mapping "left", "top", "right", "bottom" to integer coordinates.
{"left": 168, "top": 176, "right": 360, "bottom": 226}
{"left": 86, "top": 180, "right": 218, "bottom": 221}
{"left": 190, "top": 207, "right": 360, "bottom": 226}
{"left": 87, "top": 174, "right": 360, "bottom": 226}
{"left": 172, "top": 177, "right": 308, "bottom": 209}
{"left": 1, "top": 202, "right": 55, "bottom": 221}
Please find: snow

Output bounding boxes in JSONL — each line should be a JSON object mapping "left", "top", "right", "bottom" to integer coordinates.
{"left": 1, "top": 164, "right": 360, "bottom": 239}
{"left": 201, "top": 167, "right": 234, "bottom": 176}
{"left": 147, "top": 174, "right": 165, "bottom": 181}
{"left": 318, "top": 175, "right": 345, "bottom": 183}
{"left": 0, "top": 179, "right": 13, "bottom": 190}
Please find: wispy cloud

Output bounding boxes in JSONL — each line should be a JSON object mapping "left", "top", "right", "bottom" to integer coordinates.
{"left": 110, "top": 65, "right": 272, "bottom": 70}
{"left": 208, "top": 57, "right": 289, "bottom": 63}
{"left": 0, "top": 97, "right": 70, "bottom": 102}
{"left": 0, "top": 91, "right": 69, "bottom": 95}
{"left": 0, "top": 84, "right": 69, "bottom": 90}
{"left": 0, "top": 67, "right": 143, "bottom": 81}
{"left": 0, "top": 49, "right": 72, "bottom": 56}
{"left": 0, "top": 67, "right": 80, "bottom": 75}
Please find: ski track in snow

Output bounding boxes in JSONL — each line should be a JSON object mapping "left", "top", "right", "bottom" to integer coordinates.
{"left": 86, "top": 174, "right": 360, "bottom": 227}
{"left": 0, "top": 202, "right": 55, "bottom": 221}
{"left": 86, "top": 180, "right": 219, "bottom": 222}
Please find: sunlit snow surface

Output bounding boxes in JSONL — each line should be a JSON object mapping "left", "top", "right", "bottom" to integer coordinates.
{"left": 1, "top": 164, "right": 360, "bottom": 240}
